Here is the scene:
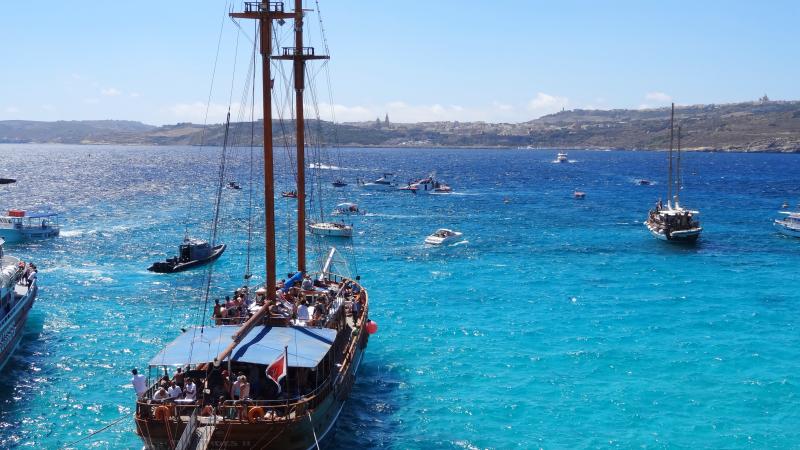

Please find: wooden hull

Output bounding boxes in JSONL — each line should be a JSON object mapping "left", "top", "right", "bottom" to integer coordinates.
{"left": 136, "top": 336, "right": 367, "bottom": 449}
{"left": 645, "top": 221, "right": 701, "bottom": 243}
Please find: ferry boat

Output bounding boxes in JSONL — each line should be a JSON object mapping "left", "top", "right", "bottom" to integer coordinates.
{"left": 358, "top": 173, "right": 396, "bottom": 190}
{"left": 555, "top": 152, "right": 568, "bottom": 163}
{"left": 0, "top": 210, "right": 60, "bottom": 243}
{"left": 134, "top": 2, "right": 373, "bottom": 448}
{"left": 147, "top": 237, "right": 226, "bottom": 273}
{"left": 399, "top": 173, "right": 453, "bottom": 194}
{"left": 645, "top": 104, "right": 702, "bottom": 243}
{"left": 0, "top": 238, "right": 38, "bottom": 371}
{"left": 774, "top": 211, "right": 800, "bottom": 238}
{"left": 424, "top": 228, "right": 463, "bottom": 245}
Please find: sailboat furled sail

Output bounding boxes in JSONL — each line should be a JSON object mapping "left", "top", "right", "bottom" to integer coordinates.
{"left": 134, "top": 2, "right": 374, "bottom": 448}
{"left": 644, "top": 103, "right": 702, "bottom": 243}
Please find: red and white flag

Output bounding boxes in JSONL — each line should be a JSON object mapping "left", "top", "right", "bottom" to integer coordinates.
{"left": 265, "top": 351, "right": 287, "bottom": 393}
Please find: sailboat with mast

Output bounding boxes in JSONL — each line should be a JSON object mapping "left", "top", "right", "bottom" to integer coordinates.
{"left": 645, "top": 103, "right": 702, "bottom": 243}
{"left": 134, "top": 2, "right": 373, "bottom": 448}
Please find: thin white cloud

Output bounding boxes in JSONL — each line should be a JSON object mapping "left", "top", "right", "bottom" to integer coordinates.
{"left": 4, "top": 106, "right": 20, "bottom": 114}
{"left": 101, "top": 88, "right": 122, "bottom": 96}
{"left": 645, "top": 91, "right": 671, "bottom": 103}
{"left": 167, "top": 101, "right": 244, "bottom": 123}
{"left": 526, "top": 92, "right": 569, "bottom": 117}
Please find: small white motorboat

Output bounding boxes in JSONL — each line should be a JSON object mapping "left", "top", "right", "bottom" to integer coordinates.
{"left": 332, "top": 202, "right": 363, "bottom": 216}
{"left": 424, "top": 228, "right": 463, "bottom": 245}
{"left": 573, "top": 190, "right": 586, "bottom": 199}
{"left": 775, "top": 211, "right": 800, "bottom": 238}
{"left": 554, "top": 152, "right": 568, "bottom": 163}
{"left": 358, "top": 173, "right": 396, "bottom": 190}
{"left": 309, "top": 222, "right": 353, "bottom": 237}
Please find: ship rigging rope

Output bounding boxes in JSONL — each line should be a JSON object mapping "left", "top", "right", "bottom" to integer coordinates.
{"left": 61, "top": 414, "right": 128, "bottom": 448}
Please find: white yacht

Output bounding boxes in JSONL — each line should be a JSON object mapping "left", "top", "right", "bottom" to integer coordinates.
{"left": 555, "top": 152, "right": 568, "bottom": 163}
{"left": 0, "top": 238, "right": 38, "bottom": 371}
{"left": 0, "top": 210, "right": 60, "bottom": 243}
{"left": 358, "top": 173, "right": 396, "bottom": 190}
{"left": 309, "top": 221, "right": 353, "bottom": 237}
{"left": 775, "top": 211, "right": 800, "bottom": 238}
{"left": 424, "top": 228, "right": 463, "bottom": 245}
{"left": 399, "top": 174, "right": 454, "bottom": 194}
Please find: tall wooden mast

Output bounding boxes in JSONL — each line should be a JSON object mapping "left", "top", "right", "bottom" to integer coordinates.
{"left": 231, "top": 2, "right": 293, "bottom": 301}
{"left": 667, "top": 103, "right": 674, "bottom": 207}
{"left": 275, "top": 0, "right": 329, "bottom": 273}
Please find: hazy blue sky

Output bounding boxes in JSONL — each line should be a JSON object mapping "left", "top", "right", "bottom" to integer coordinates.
{"left": 1, "top": 1, "right": 797, "bottom": 124}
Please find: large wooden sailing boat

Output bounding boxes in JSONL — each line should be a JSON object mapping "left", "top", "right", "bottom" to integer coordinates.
{"left": 134, "top": 2, "right": 372, "bottom": 448}
{"left": 645, "top": 103, "right": 702, "bottom": 243}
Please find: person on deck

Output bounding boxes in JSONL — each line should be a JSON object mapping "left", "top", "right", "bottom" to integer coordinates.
{"left": 184, "top": 379, "right": 197, "bottom": 401}
{"left": 167, "top": 381, "right": 182, "bottom": 399}
{"left": 172, "top": 367, "right": 185, "bottom": 389}
{"left": 153, "top": 387, "right": 169, "bottom": 401}
{"left": 131, "top": 369, "right": 147, "bottom": 399}
{"left": 297, "top": 300, "right": 310, "bottom": 323}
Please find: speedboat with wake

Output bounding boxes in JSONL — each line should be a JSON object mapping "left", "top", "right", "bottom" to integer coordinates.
{"left": 309, "top": 221, "right": 353, "bottom": 237}
{"left": 424, "top": 228, "right": 463, "bottom": 245}
{"left": 332, "top": 202, "right": 363, "bottom": 216}
{"left": 148, "top": 236, "right": 226, "bottom": 273}
{"left": 554, "top": 152, "right": 568, "bottom": 163}
{"left": 358, "top": 173, "right": 396, "bottom": 190}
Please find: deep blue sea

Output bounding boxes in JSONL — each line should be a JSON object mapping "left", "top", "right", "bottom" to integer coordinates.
{"left": 1, "top": 144, "right": 799, "bottom": 449}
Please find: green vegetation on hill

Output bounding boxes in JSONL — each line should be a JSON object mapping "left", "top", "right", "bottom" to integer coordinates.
{"left": 2, "top": 100, "right": 799, "bottom": 151}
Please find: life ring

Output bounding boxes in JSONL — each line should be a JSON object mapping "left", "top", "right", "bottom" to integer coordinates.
{"left": 154, "top": 405, "right": 171, "bottom": 421}
{"left": 247, "top": 406, "right": 265, "bottom": 423}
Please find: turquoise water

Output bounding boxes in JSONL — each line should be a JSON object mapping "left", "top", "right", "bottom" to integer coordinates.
{"left": 1, "top": 144, "right": 799, "bottom": 448}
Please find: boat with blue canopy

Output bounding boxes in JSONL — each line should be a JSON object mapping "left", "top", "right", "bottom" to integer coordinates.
{"left": 0, "top": 210, "right": 60, "bottom": 243}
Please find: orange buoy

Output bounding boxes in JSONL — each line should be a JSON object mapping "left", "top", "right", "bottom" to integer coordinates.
{"left": 366, "top": 320, "right": 378, "bottom": 334}
{"left": 154, "top": 405, "right": 171, "bottom": 421}
{"left": 247, "top": 406, "right": 265, "bottom": 423}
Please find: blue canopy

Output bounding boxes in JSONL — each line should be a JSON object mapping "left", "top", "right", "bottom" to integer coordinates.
{"left": 25, "top": 212, "right": 59, "bottom": 219}
{"left": 148, "top": 326, "right": 239, "bottom": 367}
{"left": 148, "top": 325, "right": 336, "bottom": 368}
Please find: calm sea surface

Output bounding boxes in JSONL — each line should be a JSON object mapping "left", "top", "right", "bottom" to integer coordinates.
{"left": 0, "top": 144, "right": 799, "bottom": 449}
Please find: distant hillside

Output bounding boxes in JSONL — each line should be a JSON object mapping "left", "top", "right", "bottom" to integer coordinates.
{"left": 2, "top": 100, "right": 800, "bottom": 151}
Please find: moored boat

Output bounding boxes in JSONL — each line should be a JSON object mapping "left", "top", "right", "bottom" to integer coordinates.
{"left": 332, "top": 202, "right": 362, "bottom": 216}
{"left": 148, "top": 237, "right": 226, "bottom": 273}
{"left": 0, "top": 238, "right": 38, "bottom": 371}
{"left": 645, "top": 104, "right": 702, "bottom": 243}
{"left": 399, "top": 173, "right": 453, "bottom": 194}
{"left": 0, "top": 210, "right": 60, "bottom": 243}
{"left": 774, "top": 211, "right": 800, "bottom": 238}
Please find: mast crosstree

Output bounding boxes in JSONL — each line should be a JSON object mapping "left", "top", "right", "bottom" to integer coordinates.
{"left": 230, "top": 0, "right": 328, "bottom": 291}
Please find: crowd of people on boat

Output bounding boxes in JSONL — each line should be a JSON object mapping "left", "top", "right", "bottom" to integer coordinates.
{"left": 210, "top": 274, "right": 366, "bottom": 327}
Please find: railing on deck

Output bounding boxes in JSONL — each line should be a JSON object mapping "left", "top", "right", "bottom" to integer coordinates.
{"left": 244, "top": 2, "right": 285, "bottom": 13}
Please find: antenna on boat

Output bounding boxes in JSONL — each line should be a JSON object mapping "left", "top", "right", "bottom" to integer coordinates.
{"left": 667, "top": 103, "right": 674, "bottom": 209}
{"left": 676, "top": 124, "right": 682, "bottom": 207}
